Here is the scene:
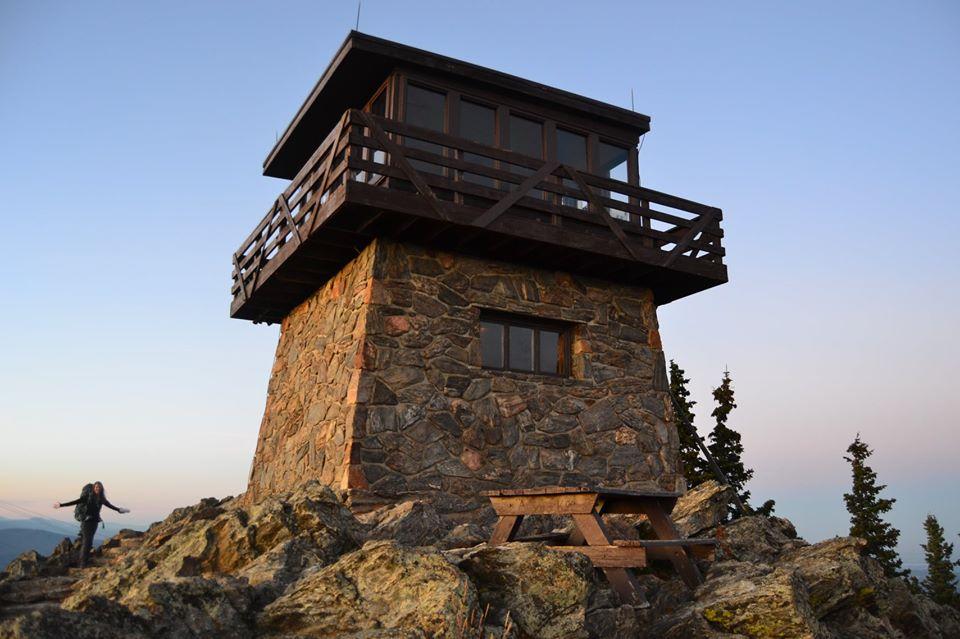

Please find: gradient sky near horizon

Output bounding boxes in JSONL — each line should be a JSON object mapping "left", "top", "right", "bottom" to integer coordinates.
{"left": 1, "top": 1, "right": 958, "bottom": 565}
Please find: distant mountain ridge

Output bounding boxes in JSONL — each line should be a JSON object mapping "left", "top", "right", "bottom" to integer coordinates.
{"left": 0, "top": 528, "right": 69, "bottom": 567}
{"left": 0, "top": 516, "right": 147, "bottom": 538}
{"left": 0, "top": 517, "right": 148, "bottom": 568}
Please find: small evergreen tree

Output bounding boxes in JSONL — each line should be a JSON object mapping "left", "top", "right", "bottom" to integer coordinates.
{"left": 669, "top": 360, "right": 708, "bottom": 486}
{"left": 921, "top": 514, "right": 958, "bottom": 607}
{"left": 755, "top": 499, "right": 777, "bottom": 517}
{"left": 706, "top": 369, "right": 753, "bottom": 505}
{"left": 843, "top": 434, "right": 905, "bottom": 577}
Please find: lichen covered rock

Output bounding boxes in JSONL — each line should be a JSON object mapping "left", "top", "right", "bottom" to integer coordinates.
{"left": 456, "top": 542, "right": 635, "bottom": 639}
{"left": 671, "top": 480, "right": 734, "bottom": 538}
{"left": 257, "top": 540, "right": 476, "bottom": 638}
{"left": 4, "top": 486, "right": 960, "bottom": 639}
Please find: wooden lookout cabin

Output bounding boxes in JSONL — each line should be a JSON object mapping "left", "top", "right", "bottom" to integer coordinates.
{"left": 236, "top": 32, "right": 727, "bottom": 516}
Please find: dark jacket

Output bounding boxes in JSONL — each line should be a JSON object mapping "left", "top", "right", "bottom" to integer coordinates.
{"left": 60, "top": 492, "right": 121, "bottom": 523}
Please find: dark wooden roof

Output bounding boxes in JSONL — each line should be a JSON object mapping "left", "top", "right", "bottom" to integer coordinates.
{"left": 263, "top": 31, "right": 652, "bottom": 179}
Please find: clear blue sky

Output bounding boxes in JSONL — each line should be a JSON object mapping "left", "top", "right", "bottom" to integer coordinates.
{"left": 1, "top": 1, "right": 957, "bottom": 566}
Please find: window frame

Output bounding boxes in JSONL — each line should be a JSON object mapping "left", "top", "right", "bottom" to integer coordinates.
{"left": 359, "top": 78, "right": 395, "bottom": 186}
{"left": 479, "top": 311, "right": 571, "bottom": 377}
{"left": 396, "top": 73, "right": 640, "bottom": 184}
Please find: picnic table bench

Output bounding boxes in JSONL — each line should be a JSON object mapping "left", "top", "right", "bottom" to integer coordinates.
{"left": 481, "top": 486, "right": 715, "bottom": 604}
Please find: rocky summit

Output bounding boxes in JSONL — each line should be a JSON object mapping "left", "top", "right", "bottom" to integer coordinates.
{"left": 1, "top": 481, "right": 958, "bottom": 638}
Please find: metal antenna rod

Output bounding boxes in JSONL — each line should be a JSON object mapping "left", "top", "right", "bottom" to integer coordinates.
{"left": 355, "top": 0, "right": 361, "bottom": 30}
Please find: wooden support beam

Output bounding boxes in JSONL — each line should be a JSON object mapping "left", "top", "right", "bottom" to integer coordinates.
{"left": 489, "top": 515, "right": 523, "bottom": 545}
{"left": 641, "top": 502, "right": 703, "bottom": 588}
{"left": 571, "top": 513, "right": 646, "bottom": 605}
{"left": 545, "top": 545, "right": 647, "bottom": 568}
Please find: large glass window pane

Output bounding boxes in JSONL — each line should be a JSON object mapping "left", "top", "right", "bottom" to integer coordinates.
{"left": 460, "top": 100, "right": 496, "bottom": 189}
{"left": 405, "top": 84, "right": 444, "bottom": 130}
{"left": 508, "top": 115, "right": 542, "bottom": 158}
{"left": 507, "top": 115, "right": 543, "bottom": 200}
{"left": 557, "top": 129, "right": 588, "bottom": 209}
{"left": 480, "top": 321, "right": 503, "bottom": 368}
{"left": 539, "top": 330, "right": 560, "bottom": 374}
{"left": 597, "top": 142, "right": 630, "bottom": 220}
{"left": 508, "top": 326, "right": 534, "bottom": 371}
{"left": 404, "top": 84, "right": 446, "bottom": 174}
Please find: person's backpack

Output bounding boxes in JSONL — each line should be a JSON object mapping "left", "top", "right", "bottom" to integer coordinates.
{"left": 73, "top": 484, "right": 93, "bottom": 522}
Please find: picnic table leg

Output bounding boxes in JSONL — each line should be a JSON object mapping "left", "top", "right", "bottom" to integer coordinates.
{"left": 489, "top": 515, "right": 524, "bottom": 545}
{"left": 572, "top": 513, "right": 647, "bottom": 606}
{"left": 643, "top": 501, "right": 703, "bottom": 588}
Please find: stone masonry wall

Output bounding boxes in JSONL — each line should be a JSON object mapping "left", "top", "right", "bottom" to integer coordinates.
{"left": 247, "top": 238, "right": 681, "bottom": 515}
{"left": 246, "top": 242, "right": 377, "bottom": 502}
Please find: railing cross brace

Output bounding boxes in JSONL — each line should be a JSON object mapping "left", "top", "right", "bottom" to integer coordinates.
{"left": 277, "top": 196, "right": 302, "bottom": 247}
{"left": 473, "top": 160, "right": 560, "bottom": 228}
{"left": 358, "top": 110, "right": 449, "bottom": 222}
{"left": 564, "top": 166, "right": 643, "bottom": 262}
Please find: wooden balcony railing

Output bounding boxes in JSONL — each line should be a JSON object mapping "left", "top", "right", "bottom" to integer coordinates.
{"left": 231, "top": 109, "right": 725, "bottom": 319}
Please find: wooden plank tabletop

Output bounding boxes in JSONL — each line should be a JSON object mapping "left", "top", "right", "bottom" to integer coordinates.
{"left": 480, "top": 485, "right": 683, "bottom": 499}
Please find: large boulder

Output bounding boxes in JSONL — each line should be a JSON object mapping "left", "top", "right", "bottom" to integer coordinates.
{"left": 1, "top": 538, "right": 78, "bottom": 582}
{"left": 0, "top": 598, "right": 150, "bottom": 639}
{"left": 359, "top": 500, "right": 451, "bottom": 547}
{"left": 780, "top": 537, "right": 960, "bottom": 638}
{"left": 455, "top": 542, "right": 635, "bottom": 639}
{"left": 716, "top": 515, "right": 806, "bottom": 564}
{"left": 439, "top": 522, "right": 489, "bottom": 550}
{"left": 644, "top": 561, "right": 829, "bottom": 639}
{"left": 671, "top": 481, "right": 734, "bottom": 538}
{"left": 64, "top": 578, "right": 255, "bottom": 639}
{"left": 257, "top": 540, "right": 476, "bottom": 638}
{"left": 1, "top": 552, "right": 45, "bottom": 582}
{"left": 642, "top": 523, "right": 960, "bottom": 639}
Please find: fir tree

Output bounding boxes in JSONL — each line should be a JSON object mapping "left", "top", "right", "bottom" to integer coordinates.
{"left": 755, "top": 499, "right": 777, "bottom": 517}
{"left": 706, "top": 369, "right": 753, "bottom": 505}
{"left": 669, "top": 360, "right": 708, "bottom": 486}
{"left": 921, "top": 514, "right": 958, "bottom": 607}
{"left": 843, "top": 434, "right": 904, "bottom": 577}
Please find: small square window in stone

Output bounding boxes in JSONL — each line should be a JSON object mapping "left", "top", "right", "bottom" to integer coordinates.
{"left": 480, "top": 314, "right": 570, "bottom": 376}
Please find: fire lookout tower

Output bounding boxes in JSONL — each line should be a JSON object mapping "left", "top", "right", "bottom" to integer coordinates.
{"left": 234, "top": 32, "right": 727, "bottom": 515}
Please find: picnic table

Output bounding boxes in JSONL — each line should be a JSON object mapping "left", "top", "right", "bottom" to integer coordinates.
{"left": 481, "top": 486, "right": 715, "bottom": 604}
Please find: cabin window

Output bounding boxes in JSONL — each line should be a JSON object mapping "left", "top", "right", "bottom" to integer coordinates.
{"left": 404, "top": 84, "right": 446, "bottom": 175}
{"left": 556, "top": 128, "right": 588, "bottom": 209}
{"left": 360, "top": 87, "right": 389, "bottom": 183}
{"left": 596, "top": 142, "right": 630, "bottom": 220}
{"left": 506, "top": 114, "right": 544, "bottom": 200}
{"left": 459, "top": 99, "right": 497, "bottom": 190}
{"left": 480, "top": 314, "right": 570, "bottom": 376}
{"left": 369, "top": 89, "right": 387, "bottom": 117}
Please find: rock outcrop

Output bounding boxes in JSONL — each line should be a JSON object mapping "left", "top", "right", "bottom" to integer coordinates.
{"left": 670, "top": 480, "right": 733, "bottom": 538}
{"left": 2, "top": 481, "right": 958, "bottom": 639}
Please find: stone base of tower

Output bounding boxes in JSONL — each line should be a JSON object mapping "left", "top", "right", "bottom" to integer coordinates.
{"left": 246, "top": 239, "right": 682, "bottom": 517}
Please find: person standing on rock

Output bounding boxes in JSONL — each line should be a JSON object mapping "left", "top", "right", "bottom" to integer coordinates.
{"left": 53, "top": 481, "right": 130, "bottom": 567}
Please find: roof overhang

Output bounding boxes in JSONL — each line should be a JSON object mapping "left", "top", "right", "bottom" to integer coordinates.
{"left": 263, "top": 31, "right": 652, "bottom": 179}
